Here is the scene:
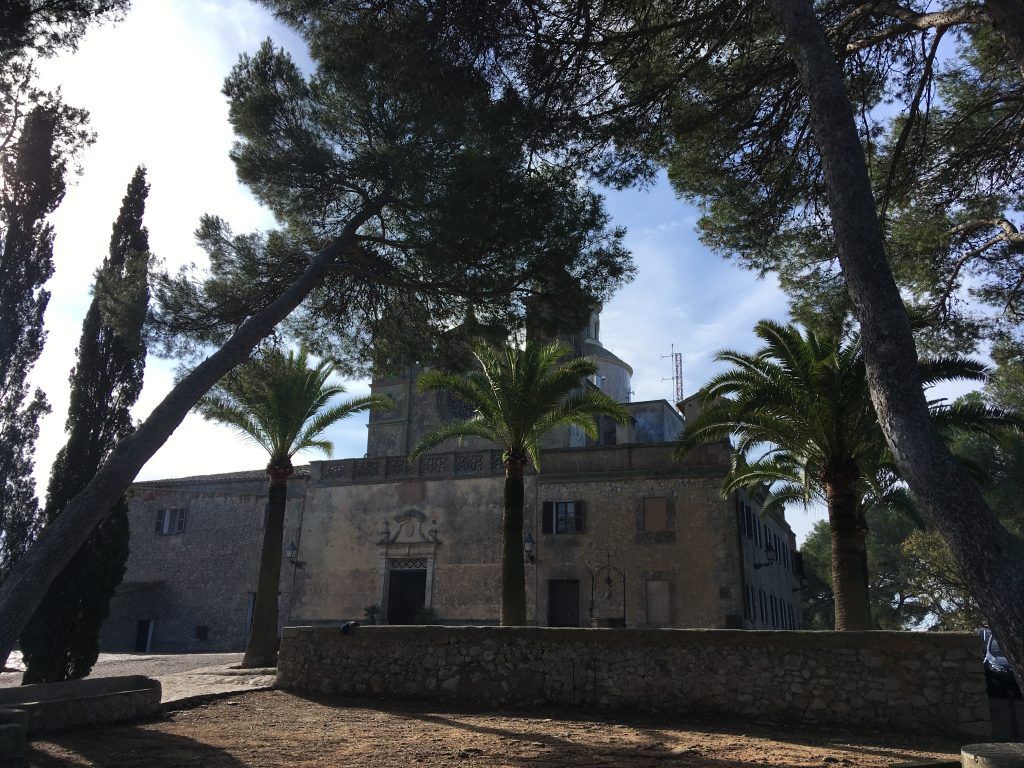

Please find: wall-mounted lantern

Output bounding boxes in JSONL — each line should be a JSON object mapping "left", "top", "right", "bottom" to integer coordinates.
{"left": 754, "top": 541, "right": 777, "bottom": 570}
{"left": 523, "top": 532, "right": 535, "bottom": 563}
{"left": 286, "top": 541, "right": 304, "bottom": 568}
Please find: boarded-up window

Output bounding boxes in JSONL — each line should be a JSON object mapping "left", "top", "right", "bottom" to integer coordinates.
{"left": 643, "top": 497, "right": 669, "bottom": 531}
{"left": 645, "top": 579, "right": 670, "bottom": 626}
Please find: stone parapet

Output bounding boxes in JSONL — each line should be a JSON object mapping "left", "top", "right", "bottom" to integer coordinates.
{"left": 312, "top": 442, "right": 730, "bottom": 486}
{"left": 277, "top": 626, "right": 991, "bottom": 739}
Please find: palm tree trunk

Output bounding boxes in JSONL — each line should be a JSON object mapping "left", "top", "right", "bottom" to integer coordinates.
{"left": 825, "top": 476, "right": 873, "bottom": 631}
{"left": 242, "top": 467, "right": 291, "bottom": 667}
{"left": 0, "top": 204, "right": 383, "bottom": 665}
{"left": 768, "top": 0, "right": 1024, "bottom": 684}
{"left": 500, "top": 460, "right": 527, "bottom": 626}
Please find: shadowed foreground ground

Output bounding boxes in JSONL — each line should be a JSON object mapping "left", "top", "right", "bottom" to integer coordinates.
{"left": 26, "top": 689, "right": 962, "bottom": 767}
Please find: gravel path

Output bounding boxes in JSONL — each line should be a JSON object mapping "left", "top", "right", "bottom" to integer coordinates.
{"left": 1, "top": 651, "right": 252, "bottom": 702}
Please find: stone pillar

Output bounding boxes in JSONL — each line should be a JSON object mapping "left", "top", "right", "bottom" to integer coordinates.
{"left": 962, "top": 743, "right": 1024, "bottom": 767}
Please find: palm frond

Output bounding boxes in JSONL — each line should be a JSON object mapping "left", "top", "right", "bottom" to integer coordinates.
{"left": 931, "top": 401, "right": 1024, "bottom": 439}
{"left": 918, "top": 356, "right": 991, "bottom": 387}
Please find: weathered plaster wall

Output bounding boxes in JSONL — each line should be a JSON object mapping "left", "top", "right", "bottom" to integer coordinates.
{"left": 277, "top": 626, "right": 991, "bottom": 739}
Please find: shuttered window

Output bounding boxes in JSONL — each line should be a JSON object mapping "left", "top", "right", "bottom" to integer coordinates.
{"left": 542, "top": 501, "right": 585, "bottom": 534}
{"left": 155, "top": 508, "right": 186, "bottom": 535}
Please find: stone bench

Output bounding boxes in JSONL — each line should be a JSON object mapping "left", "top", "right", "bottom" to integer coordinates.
{"left": 0, "top": 674, "right": 161, "bottom": 735}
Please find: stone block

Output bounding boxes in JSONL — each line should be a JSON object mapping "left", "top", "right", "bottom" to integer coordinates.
{"left": 0, "top": 708, "right": 28, "bottom": 727}
{"left": 962, "top": 743, "right": 1024, "bottom": 767}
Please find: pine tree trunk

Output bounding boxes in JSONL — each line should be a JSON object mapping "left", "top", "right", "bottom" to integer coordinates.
{"left": 0, "top": 205, "right": 380, "bottom": 665}
{"left": 986, "top": 0, "right": 1024, "bottom": 79}
{"left": 768, "top": 0, "right": 1024, "bottom": 685}
{"left": 825, "top": 476, "right": 872, "bottom": 631}
{"left": 500, "top": 460, "right": 527, "bottom": 626}
{"left": 242, "top": 467, "right": 291, "bottom": 668}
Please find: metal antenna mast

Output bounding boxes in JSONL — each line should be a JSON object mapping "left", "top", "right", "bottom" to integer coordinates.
{"left": 661, "top": 344, "right": 683, "bottom": 406}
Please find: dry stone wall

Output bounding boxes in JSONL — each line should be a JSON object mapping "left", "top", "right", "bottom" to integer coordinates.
{"left": 277, "top": 626, "right": 990, "bottom": 739}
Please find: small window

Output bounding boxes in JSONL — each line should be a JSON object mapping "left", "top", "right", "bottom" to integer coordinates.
{"left": 155, "top": 508, "right": 186, "bottom": 535}
{"left": 195, "top": 625, "right": 209, "bottom": 641}
{"left": 542, "top": 501, "right": 584, "bottom": 534}
{"left": 643, "top": 497, "right": 669, "bottom": 532}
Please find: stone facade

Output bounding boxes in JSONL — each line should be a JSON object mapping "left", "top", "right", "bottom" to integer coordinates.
{"left": 104, "top": 439, "right": 801, "bottom": 650}
{"left": 285, "top": 441, "right": 800, "bottom": 630}
{"left": 103, "top": 312, "right": 802, "bottom": 650}
{"left": 277, "top": 625, "right": 991, "bottom": 739}
{"left": 102, "top": 471, "right": 308, "bottom": 653}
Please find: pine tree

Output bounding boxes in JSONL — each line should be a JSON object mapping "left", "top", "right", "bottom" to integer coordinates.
{"left": 20, "top": 166, "right": 150, "bottom": 683}
{"left": 0, "top": 107, "right": 64, "bottom": 585}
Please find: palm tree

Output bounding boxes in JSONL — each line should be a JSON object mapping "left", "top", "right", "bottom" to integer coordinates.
{"left": 676, "top": 320, "right": 1017, "bottom": 631}
{"left": 197, "top": 347, "right": 392, "bottom": 666}
{"left": 410, "top": 340, "right": 630, "bottom": 625}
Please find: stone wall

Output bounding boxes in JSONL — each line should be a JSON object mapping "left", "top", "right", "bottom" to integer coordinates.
{"left": 277, "top": 626, "right": 991, "bottom": 739}
{"left": 103, "top": 471, "right": 308, "bottom": 652}
{"left": 0, "top": 675, "right": 161, "bottom": 734}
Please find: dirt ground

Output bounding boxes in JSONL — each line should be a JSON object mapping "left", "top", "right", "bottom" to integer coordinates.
{"left": 25, "top": 689, "right": 961, "bottom": 767}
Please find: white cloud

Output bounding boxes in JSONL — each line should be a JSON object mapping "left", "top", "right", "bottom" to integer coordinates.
{"left": 28, "top": 1, "right": 312, "bottom": 486}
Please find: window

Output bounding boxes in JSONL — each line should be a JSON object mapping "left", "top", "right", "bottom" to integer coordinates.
{"left": 542, "top": 501, "right": 584, "bottom": 534}
{"left": 758, "top": 590, "right": 767, "bottom": 624}
{"left": 195, "top": 625, "right": 209, "bottom": 641}
{"left": 645, "top": 579, "right": 671, "bottom": 626}
{"left": 740, "top": 502, "right": 755, "bottom": 539}
{"left": 643, "top": 497, "right": 669, "bottom": 532}
{"left": 771, "top": 595, "right": 778, "bottom": 628}
{"left": 155, "top": 508, "right": 186, "bottom": 535}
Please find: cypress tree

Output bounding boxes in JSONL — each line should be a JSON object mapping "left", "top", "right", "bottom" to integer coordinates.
{"left": 20, "top": 166, "right": 150, "bottom": 683}
{"left": 0, "top": 107, "right": 64, "bottom": 586}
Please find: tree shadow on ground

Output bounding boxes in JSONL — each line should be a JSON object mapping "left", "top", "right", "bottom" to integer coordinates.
{"left": 22, "top": 719, "right": 252, "bottom": 768}
{"left": 287, "top": 690, "right": 960, "bottom": 767}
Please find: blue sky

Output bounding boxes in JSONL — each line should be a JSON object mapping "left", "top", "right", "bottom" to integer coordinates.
{"left": 28, "top": 1, "right": 969, "bottom": 545}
